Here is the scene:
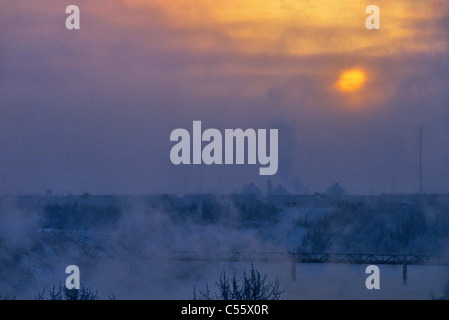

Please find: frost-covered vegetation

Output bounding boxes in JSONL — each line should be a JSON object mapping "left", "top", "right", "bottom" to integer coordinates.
{"left": 294, "top": 201, "right": 449, "bottom": 254}
{"left": 2, "top": 195, "right": 449, "bottom": 299}
{"left": 41, "top": 203, "right": 121, "bottom": 231}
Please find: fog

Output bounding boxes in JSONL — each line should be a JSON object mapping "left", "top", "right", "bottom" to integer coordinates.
{"left": 0, "top": 1, "right": 448, "bottom": 195}
{"left": 0, "top": 0, "right": 448, "bottom": 300}
{"left": 1, "top": 195, "right": 449, "bottom": 300}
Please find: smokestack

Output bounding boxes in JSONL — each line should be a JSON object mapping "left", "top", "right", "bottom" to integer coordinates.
{"left": 267, "top": 179, "right": 272, "bottom": 197}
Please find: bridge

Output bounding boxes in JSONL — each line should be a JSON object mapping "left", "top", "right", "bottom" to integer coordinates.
{"left": 166, "top": 251, "right": 449, "bottom": 285}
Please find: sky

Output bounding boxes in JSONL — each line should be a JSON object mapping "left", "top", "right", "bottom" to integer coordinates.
{"left": 0, "top": 0, "right": 448, "bottom": 195}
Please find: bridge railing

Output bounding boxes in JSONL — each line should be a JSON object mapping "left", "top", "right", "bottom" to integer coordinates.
{"left": 164, "top": 251, "right": 449, "bottom": 266}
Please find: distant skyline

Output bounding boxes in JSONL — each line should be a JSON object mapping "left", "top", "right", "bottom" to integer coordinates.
{"left": 0, "top": 0, "right": 448, "bottom": 195}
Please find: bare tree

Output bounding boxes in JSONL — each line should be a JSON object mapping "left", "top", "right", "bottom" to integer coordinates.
{"left": 193, "top": 264, "right": 284, "bottom": 300}
{"left": 35, "top": 283, "right": 100, "bottom": 300}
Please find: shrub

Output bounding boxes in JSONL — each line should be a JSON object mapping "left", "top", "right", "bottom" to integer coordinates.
{"left": 193, "top": 264, "right": 284, "bottom": 300}
{"left": 35, "top": 283, "right": 100, "bottom": 300}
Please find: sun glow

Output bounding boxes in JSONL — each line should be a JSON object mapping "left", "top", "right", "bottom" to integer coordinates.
{"left": 337, "top": 69, "right": 367, "bottom": 92}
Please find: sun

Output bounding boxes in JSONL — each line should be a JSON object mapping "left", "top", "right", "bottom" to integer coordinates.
{"left": 337, "top": 69, "right": 366, "bottom": 92}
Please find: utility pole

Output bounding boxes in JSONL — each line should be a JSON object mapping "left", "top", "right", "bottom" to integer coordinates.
{"left": 419, "top": 126, "right": 423, "bottom": 195}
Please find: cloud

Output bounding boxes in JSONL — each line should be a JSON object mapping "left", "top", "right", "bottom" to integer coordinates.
{"left": 0, "top": 0, "right": 447, "bottom": 194}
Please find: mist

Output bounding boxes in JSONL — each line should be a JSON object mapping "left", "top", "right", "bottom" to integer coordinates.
{"left": 0, "top": 0, "right": 448, "bottom": 301}
{"left": 1, "top": 193, "right": 449, "bottom": 300}
{"left": 0, "top": 1, "right": 448, "bottom": 195}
